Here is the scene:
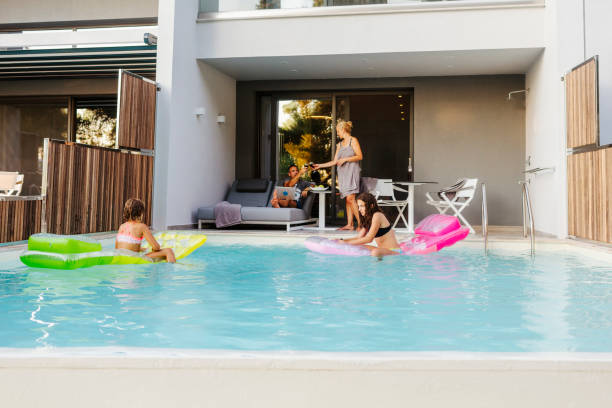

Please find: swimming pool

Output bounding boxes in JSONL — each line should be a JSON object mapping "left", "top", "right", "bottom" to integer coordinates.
{"left": 1, "top": 235, "right": 611, "bottom": 352}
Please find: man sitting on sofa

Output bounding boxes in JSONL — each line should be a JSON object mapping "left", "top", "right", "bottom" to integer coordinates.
{"left": 271, "top": 164, "right": 312, "bottom": 209}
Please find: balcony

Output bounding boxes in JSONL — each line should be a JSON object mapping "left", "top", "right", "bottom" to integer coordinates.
{"left": 195, "top": 0, "right": 545, "bottom": 80}
{"left": 199, "top": 0, "right": 544, "bottom": 17}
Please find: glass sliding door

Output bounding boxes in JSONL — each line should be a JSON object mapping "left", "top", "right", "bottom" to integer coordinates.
{"left": 257, "top": 90, "right": 412, "bottom": 226}
{"left": 276, "top": 98, "right": 332, "bottom": 183}
{"left": 332, "top": 91, "right": 412, "bottom": 223}
{"left": 0, "top": 97, "right": 69, "bottom": 195}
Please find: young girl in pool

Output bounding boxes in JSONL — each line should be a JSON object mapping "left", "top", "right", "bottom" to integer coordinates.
{"left": 339, "top": 192, "right": 401, "bottom": 257}
{"left": 115, "top": 198, "right": 176, "bottom": 263}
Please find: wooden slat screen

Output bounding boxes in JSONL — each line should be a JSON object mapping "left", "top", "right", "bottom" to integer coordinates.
{"left": 45, "top": 140, "right": 153, "bottom": 235}
{"left": 567, "top": 148, "right": 612, "bottom": 243}
{"left": 117, "top": 71, "right": 156, "bottom": 150}
{"left": 565, "top": 57, "right": 598, "bottom": 149}
{"left": 0, "top": 199, "right": 42, "bottom": 243}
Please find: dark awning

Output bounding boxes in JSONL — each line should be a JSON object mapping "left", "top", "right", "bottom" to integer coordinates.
{"left": 0, "top": 45, "right": 156, "bottom": 80}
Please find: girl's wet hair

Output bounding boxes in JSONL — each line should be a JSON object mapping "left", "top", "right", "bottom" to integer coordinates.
{"left": 356, "top": 192, "right": 382, "bottom": 232}
{"left": 123, "top": 198, "right": 145, "bottom": 222}
{"left": 336, "top": 119, "right": 353, "bottom": 134}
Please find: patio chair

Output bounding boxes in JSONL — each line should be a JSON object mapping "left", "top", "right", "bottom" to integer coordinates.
{"left": 425, "top": 178, "right": 478, "bottom": 233}
{"left": 0, "top": 171, "right": 24, "bottom": 197}
{"left": 371, "top": 178, "right": 411, "bottom": 229}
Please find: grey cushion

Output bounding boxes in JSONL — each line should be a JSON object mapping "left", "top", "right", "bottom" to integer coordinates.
{"left": 236, "top": 178, "right": 269, "bottom": 192}
{"left": 197, "top": 206, "right": 215, "bottom": 220}
{"left": 300, "top": 193, "right": 315, "bottom": 218}
{"left": 226, "top": 179, "right": 273, "bottom": 207}
{"left": 241, "top": 207, "right": 308, "bottom": 222}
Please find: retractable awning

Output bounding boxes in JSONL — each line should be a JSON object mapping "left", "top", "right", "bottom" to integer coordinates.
{"left": 0, "top": 45, "right": 156, "bottom": 80}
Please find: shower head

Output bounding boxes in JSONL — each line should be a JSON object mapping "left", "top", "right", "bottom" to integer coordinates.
{"left": 507, "top": 89, "right": 529, "bottom": 100}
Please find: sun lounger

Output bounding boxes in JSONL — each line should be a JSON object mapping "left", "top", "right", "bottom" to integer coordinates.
{"left": 197, "top": 178, "right": 317, "bottom": 231}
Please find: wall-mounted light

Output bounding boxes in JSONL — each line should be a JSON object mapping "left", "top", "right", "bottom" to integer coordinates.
{"left": 194, "top": 107, "right": 206, "bottom": 118}
{"left": 216, "top": 115, "right": 226, "bottom": 124}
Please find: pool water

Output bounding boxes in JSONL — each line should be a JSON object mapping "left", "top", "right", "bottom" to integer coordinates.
{"left": 1, "top": 239, "right": 611, "bottom": 352}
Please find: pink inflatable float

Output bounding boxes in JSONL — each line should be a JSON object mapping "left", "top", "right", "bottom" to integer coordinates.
{"left": 304, "top": 214, "right": 469, "bottom": 257}
{"left": 399, "top": 214, "right": 469, "bottom": 255}
{"left": 304, "top": 236, "right": 371, "bottom": 256}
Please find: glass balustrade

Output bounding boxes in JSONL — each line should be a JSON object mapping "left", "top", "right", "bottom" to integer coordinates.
{"left": 199, "top": 0, "right": 523, "bottom": 14}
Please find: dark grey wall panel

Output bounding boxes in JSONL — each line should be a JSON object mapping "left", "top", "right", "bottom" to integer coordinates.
{"left": 237, "top": 75, "right": 525, "bottom": 226}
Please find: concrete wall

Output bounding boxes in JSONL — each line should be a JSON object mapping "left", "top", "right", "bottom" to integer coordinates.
{"left": 196, "top": 1, "right": 544, "bottom": 60}
{"left": 237, "top": 75, "right": 525, "bottom": 226}
{"left": 0, "top": 0, "right": 158, "bottom": 28}
{"left": 584, "top": 1, "right": 612, "bottom": 146}
{"left": 524, "top": 0, "right": 611, "bottom": 238}
{"left": 155, "top": 0, "right": 236, "bottom": 229}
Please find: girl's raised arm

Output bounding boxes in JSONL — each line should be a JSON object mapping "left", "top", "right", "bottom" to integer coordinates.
{"left": 142, "top": 226, "right": 161, "bottom": 251}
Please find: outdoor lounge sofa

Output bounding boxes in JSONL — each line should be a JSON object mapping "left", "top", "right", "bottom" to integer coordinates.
{"left": 197, "top": 178, "right": 317, "bottom": 231}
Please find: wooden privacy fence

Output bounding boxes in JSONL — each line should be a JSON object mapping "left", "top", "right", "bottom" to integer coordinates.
{"left": 566, "top": 57, "right": 599, "bottom": 149}
{"left": 45, "top": 139, "right": 153, "bottom": 235}
{"left": 0, "top": 198, "right": 42, "bottom": 243}
{"left": 117, "top": 70, "right": 157, "bottom": 150}
{"left": 566, "top": 56, "right": 612, "bottom": 244}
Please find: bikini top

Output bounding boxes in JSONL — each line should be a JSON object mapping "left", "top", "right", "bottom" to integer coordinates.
{"left": 375, "top": 224, "right": 392, "bottom": 238}
{"left": 116, "top": 224, "right": 143, "bottom": 245}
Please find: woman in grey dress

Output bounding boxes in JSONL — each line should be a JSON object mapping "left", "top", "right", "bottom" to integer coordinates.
{"left": 313, "top": 120, "right": 363, "bottom": 230}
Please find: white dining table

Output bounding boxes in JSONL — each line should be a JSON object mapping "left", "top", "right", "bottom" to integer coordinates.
{"left": 383, "top": 181, "right": 437, "bottom": 233}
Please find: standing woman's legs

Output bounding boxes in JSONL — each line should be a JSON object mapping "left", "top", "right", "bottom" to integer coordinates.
{"left": 344, "top": 193, "right": 359, "bottom": 229}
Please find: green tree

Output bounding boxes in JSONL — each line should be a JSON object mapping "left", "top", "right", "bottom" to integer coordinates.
{"left": 278, "top": 99, "right": 332, "bottom": 178}
{"left": 76, "top": 108, "right": 116, "bottom": 148}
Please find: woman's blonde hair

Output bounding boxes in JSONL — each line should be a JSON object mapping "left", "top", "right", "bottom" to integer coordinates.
{"left": 336, "top": 119, "right": 353, "bottom": 134}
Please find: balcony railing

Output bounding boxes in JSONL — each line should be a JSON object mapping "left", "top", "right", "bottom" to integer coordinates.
{"left": 199, "top": 0, "right": 540, "bottom": 14}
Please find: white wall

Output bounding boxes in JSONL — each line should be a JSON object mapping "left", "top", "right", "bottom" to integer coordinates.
{"left": 196, "top": 3, "right": 545, "bottom": 59}
{"left": 584, "top": 1, "right": 612, "bottom": 146}
{"left": 0, "top": 0, "right": 158, "bottom": 26}
{"left": 525, "top": 0, "right": 610, "bottom": 237}
{"left": 155, "top": 0, "right": 236, "bottom": 229}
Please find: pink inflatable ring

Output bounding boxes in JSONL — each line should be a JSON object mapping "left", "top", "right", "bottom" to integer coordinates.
{"left": 399, "top": 214, "right": 469, "bottom": 255}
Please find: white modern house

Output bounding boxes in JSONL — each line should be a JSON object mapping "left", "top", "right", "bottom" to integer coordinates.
{"left": 1, "top": 0, "right": 611, "bottom": 243}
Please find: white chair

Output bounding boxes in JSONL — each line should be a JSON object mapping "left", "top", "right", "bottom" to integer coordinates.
{"left": 372, "top": 178, "right": 411, "bottom": 229}
{"left": 0, "top": 171, "right": 24, "bottom": 196}
{"left": 425, "top": 178, "right": 478, "bottom": 233}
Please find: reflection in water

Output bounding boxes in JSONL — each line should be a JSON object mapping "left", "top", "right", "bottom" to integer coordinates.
{"left": 519, "top": 255, "right": 572, "bottom": 351}
{"left": 29, "top": 290, "right": 56, "bottom": 346}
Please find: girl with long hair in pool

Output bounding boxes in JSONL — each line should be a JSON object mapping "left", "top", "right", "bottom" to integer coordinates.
{"left": 339, "top": 192, "right": 401, "bottom": 257}
{"left": 116, "top": 198, "right": 176, "bottom": 263}
{"left": 312, "top": 119, "right": 363, "bottom": 230}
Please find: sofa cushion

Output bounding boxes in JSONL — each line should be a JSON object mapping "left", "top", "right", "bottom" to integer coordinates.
{"left": 236, "top": 178, "right": 269, "bottom": 192}
{"left": 241, "top": 207, "right": 308, "bottom": 222}
{"left": 197, "top": 206, "right": 215, "bottom": 220}
{"left": 227, "top": 179, "right": 273, "bottom": 207}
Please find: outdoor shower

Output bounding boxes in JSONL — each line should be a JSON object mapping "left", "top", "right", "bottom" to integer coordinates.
{"left": 507, "top": 89, "right": 529, "bottom": 100}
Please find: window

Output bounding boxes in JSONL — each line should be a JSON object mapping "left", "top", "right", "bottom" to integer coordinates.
{"left": 75, "top": 98, "right": 117, "bottom": 148}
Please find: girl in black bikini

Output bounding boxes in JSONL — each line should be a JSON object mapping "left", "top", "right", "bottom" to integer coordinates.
{"left": 339, "top": 192, "right": 401, "bottom": 257}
